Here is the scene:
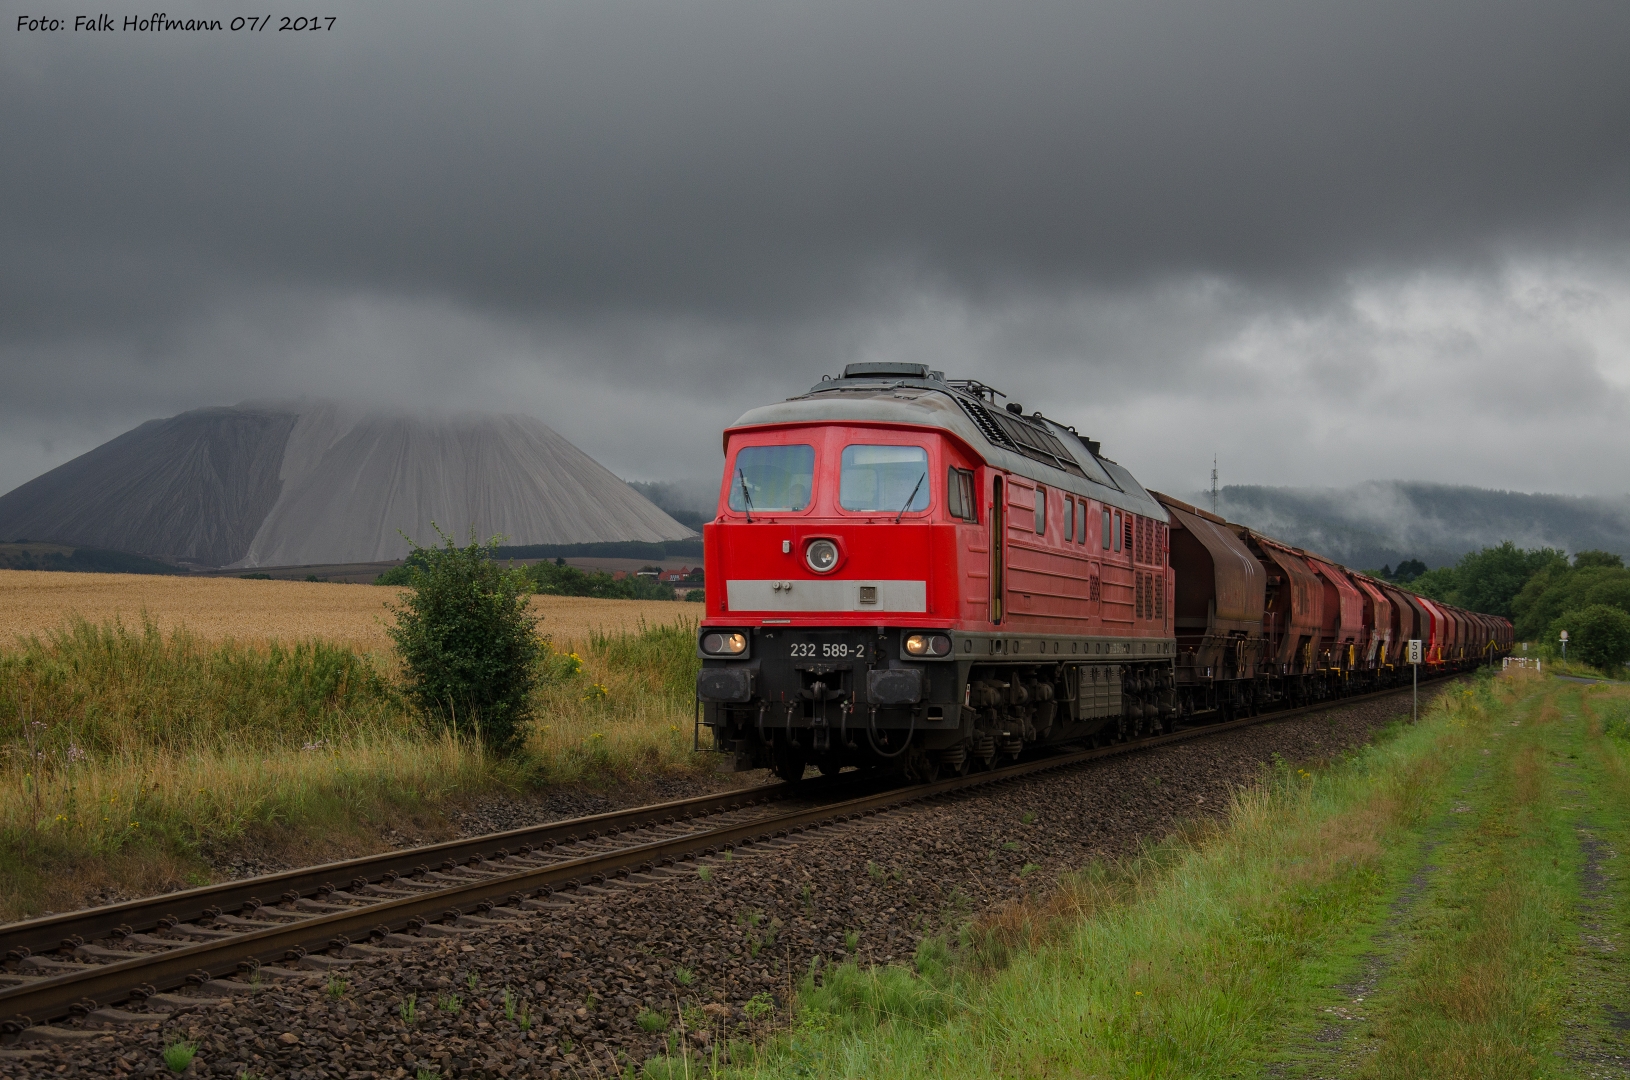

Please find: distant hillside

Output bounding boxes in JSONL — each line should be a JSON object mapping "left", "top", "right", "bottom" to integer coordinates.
{"left": 0, "top": 401, "right": 696, "bottom": 568}
{"left": 1203, "top": 482, "right": 1630, "bottom": 570}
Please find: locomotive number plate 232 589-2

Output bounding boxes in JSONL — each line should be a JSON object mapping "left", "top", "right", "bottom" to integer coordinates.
{"left": 786, "top": 640, "right": 866, "bottom": 660}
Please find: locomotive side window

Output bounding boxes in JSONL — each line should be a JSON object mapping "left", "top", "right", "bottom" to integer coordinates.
{"left": 1077, "top": 500, "right": 1087, "bottom": 545}
{"left": 839, "top": 445, "right": 930, "bottom": 512}
{"left": 946, "top": 467, "right": 977, "bottom": 522}
{"left": 1064, "top": 496, "right": 1075, "bottom": 541}
{"left": 1102, "top": 509, "right": 1111, "bottom": 549}
{"left": 1113, "top": 511, "right": 1122, "bottom": 552}
{"left": 1034, "top": 485, "right": 1047, "bottom": 534}
{"left": 728, "top": 444, "right": 815, "bottom": 512}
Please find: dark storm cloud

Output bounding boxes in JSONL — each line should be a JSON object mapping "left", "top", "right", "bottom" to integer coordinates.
{"left": 3, "top": 0, "right": 1630, "bottom": 500}
{"left": 7, "top": 0, "right": 1629, "bottom": 323}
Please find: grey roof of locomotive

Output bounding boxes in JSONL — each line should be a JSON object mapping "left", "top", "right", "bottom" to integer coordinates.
{"left": 727, "top": 367, "right": 1168, "bottom": 521}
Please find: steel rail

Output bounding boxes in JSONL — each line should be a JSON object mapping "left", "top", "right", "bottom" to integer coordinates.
{"left": 0, "top": 780, "right": 813, "bottom": 961}
{"left": 0, "top": 674, "right": 1456, "bottom": 1032}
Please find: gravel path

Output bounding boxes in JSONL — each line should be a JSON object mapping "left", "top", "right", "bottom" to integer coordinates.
{"left": 1, "top": 685, "right": 1449, "bottom": 1079}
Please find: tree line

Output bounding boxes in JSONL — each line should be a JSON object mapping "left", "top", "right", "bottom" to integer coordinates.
{"left": 378, "top": 551, "right": 701, "bottom": 601}
{"left": 1386, "top": 541, "right": 1630, "bottom": 671}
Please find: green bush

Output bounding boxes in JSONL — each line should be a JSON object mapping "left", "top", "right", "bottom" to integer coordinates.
{"left": 1552, "top": 604, "right": 1630, "bottom": 673}
{"left": 387, "top": 528, "right": 543, "bottom": 751}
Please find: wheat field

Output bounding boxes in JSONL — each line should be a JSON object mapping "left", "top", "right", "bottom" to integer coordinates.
{"left": 0, "top": 570, "right": 695, "bottom": 652}
{"left": 0, "top": 570, "right": 715, "bottom": 919}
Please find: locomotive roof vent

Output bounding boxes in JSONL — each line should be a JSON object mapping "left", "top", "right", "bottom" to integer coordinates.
{"left": 840, "top": 362, "right": 945, "bottom": 381}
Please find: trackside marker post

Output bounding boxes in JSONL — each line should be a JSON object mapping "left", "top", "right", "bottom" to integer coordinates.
{"left": 1408, "top": 639, "right": 1422, "bottom": 721}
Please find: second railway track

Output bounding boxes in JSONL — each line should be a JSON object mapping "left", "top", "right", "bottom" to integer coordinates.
{"left": 0, "top": 678, "right": 1451, "bottom": 1042}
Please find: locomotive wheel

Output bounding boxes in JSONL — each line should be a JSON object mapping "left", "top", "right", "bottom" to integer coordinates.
{"left": 773, "top": 749, "right": 808, "bottom": 784}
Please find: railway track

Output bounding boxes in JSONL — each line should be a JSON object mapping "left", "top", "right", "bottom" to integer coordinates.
{"left": 0, "top": 677, "right": 1453, "bottom": 1044}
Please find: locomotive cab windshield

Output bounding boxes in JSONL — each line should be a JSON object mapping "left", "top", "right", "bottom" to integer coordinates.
{"left": 838, "top": 445, "right": 930, "bottom": 513}
{"left": 729, "top": 444, "right": 814, "bottom": 513}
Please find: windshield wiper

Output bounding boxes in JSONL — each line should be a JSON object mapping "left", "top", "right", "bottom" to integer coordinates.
{"left": 894, "top": 472, "right": 926, "bottom": 523}
{"left": 736, "top": 468, "right": 754, "bottom": 523}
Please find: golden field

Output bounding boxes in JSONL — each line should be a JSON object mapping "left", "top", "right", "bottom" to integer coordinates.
{"left": 0, "top": 569, "right": 695, "bottom": 653}
{"left": 0, "top": 570, "right": 717, "bottom": 920}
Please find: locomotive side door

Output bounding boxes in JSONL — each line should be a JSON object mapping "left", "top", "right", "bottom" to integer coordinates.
{"left": 1088, "top": 500, "right": 1103, "bottom": 625}
{"left": 990, "top": 474, "right": 1005, "bottom": 623}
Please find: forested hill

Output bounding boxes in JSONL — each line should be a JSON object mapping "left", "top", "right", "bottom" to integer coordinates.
{"left": 1202, "top": 482, "right": 1630, "bottom": 570}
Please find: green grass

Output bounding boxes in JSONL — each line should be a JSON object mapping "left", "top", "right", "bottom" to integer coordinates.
{"left": 523, "top": 619, "right": 702, "bottom": 786}
{"left": 1544, "top": 657, "right": 1628, "bottom": 682}
{"left": 724, "top": 670, "right": 1579, "bottom": 1079}
{"left": 161, "top": 1039, "right": 197, "bottom": 1073}
{"left": 1340, "top": 679, "right": 1575, "bottom": 1078}
{"left": 1, "top": 615, "right": 410, "bottom": 753}
{"left": 0, "top": 614, "right": 706, "bottom": 920}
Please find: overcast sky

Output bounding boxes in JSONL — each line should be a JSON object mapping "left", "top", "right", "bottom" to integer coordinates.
{"left": 5, "top": 0, "right": 1630, "bottom": 504}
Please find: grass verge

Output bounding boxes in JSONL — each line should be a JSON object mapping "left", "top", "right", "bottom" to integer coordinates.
{"left": 0, "top": 615, "right": 707, "bottom": 921}
{"left": 709, "top": 670, "right": 1566, "bottom": 1080}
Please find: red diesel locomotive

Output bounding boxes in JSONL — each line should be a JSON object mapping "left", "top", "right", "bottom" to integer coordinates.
{"left": 695, "top": 363, "right": 1511, "bottom": 782}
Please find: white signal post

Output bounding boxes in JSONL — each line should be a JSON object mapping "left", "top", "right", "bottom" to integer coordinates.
{"left": 1561, "top": 629, "right": 1568, "bottom": 664}
{"left": 1408, "top": 639, "right": 1423, "bottom": 721}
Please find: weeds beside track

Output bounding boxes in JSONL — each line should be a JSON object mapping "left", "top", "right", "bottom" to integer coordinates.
{"left": 0, "top": 614, "right": 706, "bottom": 921}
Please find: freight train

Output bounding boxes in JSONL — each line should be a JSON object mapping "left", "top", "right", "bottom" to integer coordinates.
{"left": 694, "top": 363, "right": 1512, "bottom": 783}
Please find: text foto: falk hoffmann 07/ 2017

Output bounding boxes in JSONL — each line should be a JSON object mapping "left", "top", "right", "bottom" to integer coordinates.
{"left": 17, "top": 14, "right": 337, "bottom": 32}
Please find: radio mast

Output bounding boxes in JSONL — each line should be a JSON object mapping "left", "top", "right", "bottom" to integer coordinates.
{"left": 1210, "top": 456, "right": 1219, "bottom": 515}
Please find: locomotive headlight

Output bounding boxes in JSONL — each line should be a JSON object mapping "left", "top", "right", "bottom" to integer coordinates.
{"left": 804, "top": 539, "right": 839, "bottom": 574}
{"left": 904, "top": 633, "right": 953, "bottom": 657}
{"left": 700, "top": 631, "right": 748, "bottom": 656}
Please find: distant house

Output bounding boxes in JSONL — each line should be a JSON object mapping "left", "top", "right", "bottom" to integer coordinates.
{"left": 659, "top": 566, "right": 703, "bottom": 584}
